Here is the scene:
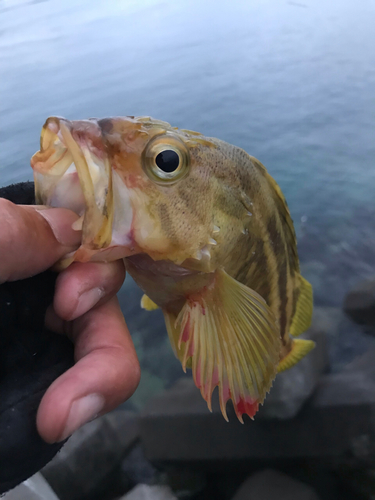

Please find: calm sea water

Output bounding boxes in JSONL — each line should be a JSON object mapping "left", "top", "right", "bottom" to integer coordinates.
{"left": 1, "top": 0, "right": 375, "bottom": 405}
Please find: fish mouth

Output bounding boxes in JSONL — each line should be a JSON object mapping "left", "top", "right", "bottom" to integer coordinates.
{"left": 31, "top": 117, "right": 134, "bottom": 264}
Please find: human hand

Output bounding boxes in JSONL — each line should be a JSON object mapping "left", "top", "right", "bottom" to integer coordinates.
{"left": 0, "top": 198, "right": 140, "bottom": 443}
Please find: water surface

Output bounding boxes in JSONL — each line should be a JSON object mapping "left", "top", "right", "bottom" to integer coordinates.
{"left": 1, "top": 0, "right": 375, "bottom": 405}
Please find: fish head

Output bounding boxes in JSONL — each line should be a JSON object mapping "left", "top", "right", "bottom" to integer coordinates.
{"left": 31, "top": 116, "right": 221, "bottom": 269}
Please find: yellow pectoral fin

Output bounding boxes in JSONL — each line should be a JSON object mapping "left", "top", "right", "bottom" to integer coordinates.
{"left": 141, "top": 294, "right": 160, "bottom": 311}
{"left": 163, "top": 269, "right": 281, "bottom": 423}
{"left": 290, "top": 275, "right": 313, "bottom": 337}
{"left": 277, "top": 338, "right": 315, "bottom": 373}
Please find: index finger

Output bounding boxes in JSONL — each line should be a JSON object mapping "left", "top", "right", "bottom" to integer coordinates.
{"left": 0, "top": 199, "right": 81, "bottom": 283}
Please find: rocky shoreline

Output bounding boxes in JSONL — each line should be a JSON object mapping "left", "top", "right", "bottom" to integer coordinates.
{"left": 6, "top": 282, "right": 375, "bottom": 500}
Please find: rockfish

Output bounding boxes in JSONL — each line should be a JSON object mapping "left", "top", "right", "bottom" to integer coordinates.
{"left": 31, "top": 116, "right": 314, "bottom": 422}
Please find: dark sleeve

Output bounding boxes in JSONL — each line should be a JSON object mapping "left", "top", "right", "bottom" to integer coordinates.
{"left": 0, "top": 182, "right": 74, "bottom": 495}
{"left": 0, "top": 181, "right": 35, "bottom": 204}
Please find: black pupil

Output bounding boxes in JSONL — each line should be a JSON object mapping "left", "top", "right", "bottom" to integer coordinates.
{"left": 155, "top": 150, "right": 180, "bottom": 173}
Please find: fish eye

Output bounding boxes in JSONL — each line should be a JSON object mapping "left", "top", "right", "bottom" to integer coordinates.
{"left": 142, "top": 133, "right": 190, "bottom": 184}
{"left": 155, "top": 149, "right": 180, "bottom": 173}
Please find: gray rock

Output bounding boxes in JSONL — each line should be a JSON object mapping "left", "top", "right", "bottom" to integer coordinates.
{"left": 42, "top": 411, "right": 139, "bottom": 500}
{"left": 313, "top": 349, "right": 375, "bottom": 465}
{"left": 231, "top": 469, "right": 321, "bottom": 500}
{"left": 311, "top": 306, "right": 342, "bottom": 339}
{"left": 3, "top": 473, "right": 59, "bottom": 500}
{"left": 121, "top": 443, "right": 158, "bottom": 486}
{"left": 140, "top": 349, "right": 375, "bottom": 463}
{"left": 258, "top": 329, "right": 328, "bottom": 419}
{"left": 314, "top": 348, "right": 375, "bottom": 407}
{"left": 344, "top": 277, "right": 375, "bottom": 327}
{"left": 119, "top": 484, "right": 177, "bottom": 500}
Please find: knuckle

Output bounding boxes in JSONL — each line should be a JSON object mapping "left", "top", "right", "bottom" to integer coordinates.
{"left": 0, "top": 200, "right": 23, "bottom": 281}
{"left": 0, "top": 197, "right": 13, "bottom": 213}
{"left": 0, "top": 203, "right": 28, "bottom": 246}
{"left": 0, "top": 199, "right": 20, "bottom": 247}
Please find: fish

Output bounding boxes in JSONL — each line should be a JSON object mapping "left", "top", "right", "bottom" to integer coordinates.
{"left": 30, "top": 116, "right": 314, "bottom": 422}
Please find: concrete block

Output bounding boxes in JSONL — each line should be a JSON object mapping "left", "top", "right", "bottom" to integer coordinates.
{"left": 140, "top": 349, "right": 375, "bottom": 463}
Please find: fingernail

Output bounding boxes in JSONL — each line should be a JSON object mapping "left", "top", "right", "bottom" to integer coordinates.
{"left": 58, "top": 393, "right": 105, "bottom": 442}
{"left": 37, "top": 208, "right": 82, "bottom": 247}
{"left": 73, "top": 287, "right": 104, "bottom": 319}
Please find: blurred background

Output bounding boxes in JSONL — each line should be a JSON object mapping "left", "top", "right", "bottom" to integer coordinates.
{"left": 1, "top": 0, "right": 375, "bottom": 498}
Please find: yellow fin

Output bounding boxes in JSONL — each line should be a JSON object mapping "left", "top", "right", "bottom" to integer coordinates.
{"left": 163, "top": 269, "right": 281, "bottom": 422}
{"left": 141, "top": 294, "right": 159, "bottom": 311}
{"left": 277, "top": 338, "right": 315, "bottom": 372}
{"left": 290, "top": 275, "right": 313, "bottom": 337}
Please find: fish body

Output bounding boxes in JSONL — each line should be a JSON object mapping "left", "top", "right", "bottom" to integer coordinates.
{"left": 31, "top": 116, "right": 313, "bottom": 422}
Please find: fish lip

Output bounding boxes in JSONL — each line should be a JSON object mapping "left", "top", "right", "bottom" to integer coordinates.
{"left": 31, "top": 116, "right": 136, "bottom": 263}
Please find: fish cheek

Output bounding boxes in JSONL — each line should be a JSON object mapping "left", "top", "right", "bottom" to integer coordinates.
{"left": 177, "top": 180, "right": 208, "bottom": 226}
{"left": 166, "top": 178, "right": 213, "bottom": 250}
{"left": 157, "top": 202, "right": 180, "bottom": 246}
{"left": 156, "top": 193, "right": 209, "bottom": 257}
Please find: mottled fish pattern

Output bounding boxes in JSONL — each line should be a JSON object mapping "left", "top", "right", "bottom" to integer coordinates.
{"left": 31, "top": 116, "right": 314, "bottom": 421}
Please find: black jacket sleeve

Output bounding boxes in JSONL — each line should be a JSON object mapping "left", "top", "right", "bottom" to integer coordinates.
{"left": 0, "top": 182, "right": 74, "bottom": 495}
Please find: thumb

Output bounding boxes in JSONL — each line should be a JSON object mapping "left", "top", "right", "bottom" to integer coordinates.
{"left": 0, "top": 199, "right": 81, "bottom": 283}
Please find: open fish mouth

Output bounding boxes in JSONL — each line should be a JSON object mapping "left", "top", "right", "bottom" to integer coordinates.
{"left": 31, "top": 117, "right": 133, "bottom": 264}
